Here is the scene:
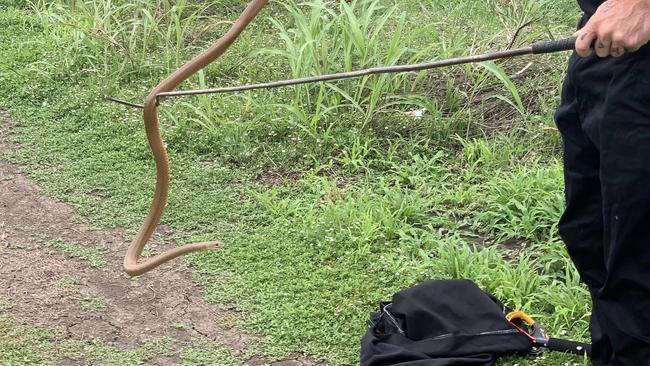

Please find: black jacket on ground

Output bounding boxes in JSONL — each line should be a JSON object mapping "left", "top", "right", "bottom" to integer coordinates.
{"left": 360, "top": 280, "right": 532, "bottom": 366}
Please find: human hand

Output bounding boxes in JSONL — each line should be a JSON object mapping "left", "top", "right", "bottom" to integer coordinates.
{"left": 574, "top": 0, "right": 650, "bottom": 57}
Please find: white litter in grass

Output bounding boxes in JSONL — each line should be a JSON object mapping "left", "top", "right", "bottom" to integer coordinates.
{"left": 405, "top": 108, "right": 426, "bottom": 119}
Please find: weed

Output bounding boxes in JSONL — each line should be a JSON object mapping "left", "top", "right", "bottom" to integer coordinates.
{"left": 479, "top": 61, "right": 526, "bottom": 121}
{"left": 260, "top": 0, "right": 437, "bottom": 143}
{"left": 48, "top": 239, "right": 106, "bottom": 268}
{"left": 172, "top": 322, "right": 188, "bottom": 330}
{"left": 80, "top": 292, "right": 107, "bottom": 311}
{"left": 472, "top": 162, "right": 564, "bottom": 243}
{"left": 58, "top": 276, "right": 80, "bottom": 290}
{"left": 181, "top": 340, "right": 242, "bottom": 366}
{"left": 0, "top": 314, "right": 55, "bottom": 365}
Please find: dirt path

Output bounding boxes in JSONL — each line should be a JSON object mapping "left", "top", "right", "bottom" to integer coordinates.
{"left": 0, "top": 110, "right": 323, "bottom": 366}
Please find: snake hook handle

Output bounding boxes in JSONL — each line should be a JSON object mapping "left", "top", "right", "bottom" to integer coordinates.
{"left": 123, "top": 0, "right": 269, "bottom": 276}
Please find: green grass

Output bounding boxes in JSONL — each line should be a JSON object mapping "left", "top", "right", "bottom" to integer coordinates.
{"left": 0, "top": 313, "right": 178, "bottom": 365}
{"left": 0, "top": 315, "right": 56, "bottom": 365}
{"left": 80, "top": 292, "right": 107, "bottom": 312}
{"left": 48, "top": 239, "right": 106, "bottom": 268}
{"left": 0, "top": 312, "right": 242, "bottom": 365}
{"left": 181, "top": 340, "right": 242, "bottom": 366}
{"left": 0, "top": 0, "right": 592, "bottom": 365}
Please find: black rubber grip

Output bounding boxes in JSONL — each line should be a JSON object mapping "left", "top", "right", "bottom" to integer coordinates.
{"left": 546, "top": 338, "right": 591, "bottom": 356}
{"left": 531, "top": 37, "right": 576, "bottom": 54}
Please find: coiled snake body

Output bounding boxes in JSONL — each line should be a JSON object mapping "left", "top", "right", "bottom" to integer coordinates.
{"left": 123, "top": 0, "right": 268, "bottom": 276}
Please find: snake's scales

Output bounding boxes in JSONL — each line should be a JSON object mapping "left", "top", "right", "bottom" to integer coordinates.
{"left": 123, "top": 0, "right": 269, "bottom": 276}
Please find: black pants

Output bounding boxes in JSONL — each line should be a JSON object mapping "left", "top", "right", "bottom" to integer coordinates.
{"left": 555, "top": 42, "right": 650, "bottom": 364}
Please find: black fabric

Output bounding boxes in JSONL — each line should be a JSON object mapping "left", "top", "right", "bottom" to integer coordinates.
{"left": 577, "top": 0, "right": 604, "bottom": 16}
{"left": 360, "top": 280, "right": 532, "bottom": 366}
{"left": 555, "top": 43, "right": 650, "bottom": 364}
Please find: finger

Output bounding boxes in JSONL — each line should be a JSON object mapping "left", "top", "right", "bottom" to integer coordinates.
{"left": 610, "top": 38, "right": 626, "bottom": 58}
{"left": 628, "top": 44, "right": 643, "bottom": 53}
{"left": 595, "top": 35, "right": 612, "bottom": 58}
{"left": 575, "top": 30, "right": 597, "bottom": 57}
{"left": 624, "top": 37, "right": 645, "bottom": 53}
{"left": 610, "top": 45, "right": 625, "bottom": 57}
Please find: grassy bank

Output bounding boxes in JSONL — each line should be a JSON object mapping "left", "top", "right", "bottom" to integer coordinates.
{"left": 1, "top": 0, "right": 590, "bottom": 364}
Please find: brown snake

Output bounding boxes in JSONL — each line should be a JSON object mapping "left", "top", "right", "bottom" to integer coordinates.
{"left": 123, "top": 0, "right": 269, "bottom": 276}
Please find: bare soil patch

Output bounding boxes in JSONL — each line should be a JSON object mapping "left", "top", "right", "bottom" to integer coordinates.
{"left": 0, "top": 110, "right": 323, "bottom": 365}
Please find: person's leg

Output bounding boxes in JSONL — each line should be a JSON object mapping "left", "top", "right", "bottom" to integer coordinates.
{"left": 593, "top": 50, "right": 650, "bottom": 365}
{"left": 588, "top": 288, "right": 611, "bottom": 365}
{"left": 555, "top": 54, "right": 612, "bottom": 365}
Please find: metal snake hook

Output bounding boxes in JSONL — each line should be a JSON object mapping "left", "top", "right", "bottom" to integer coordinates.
{"left": 123, "top": 0, "right": 269, "bottom": 276}
{"left": 109, "top": 38, "right": 576, "bottom": 108}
